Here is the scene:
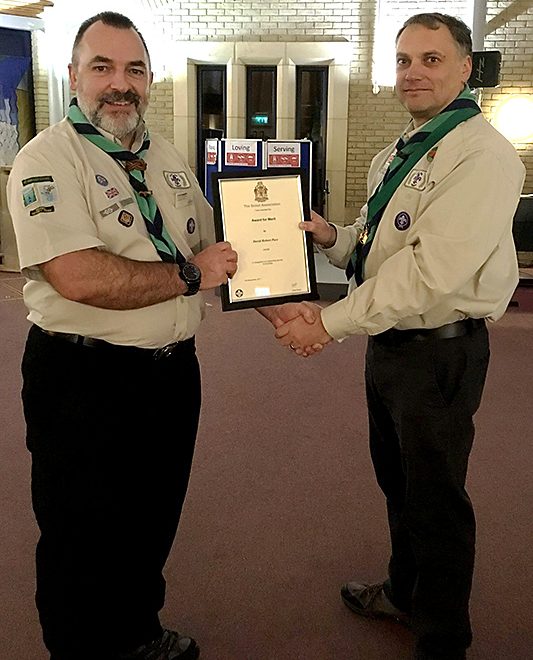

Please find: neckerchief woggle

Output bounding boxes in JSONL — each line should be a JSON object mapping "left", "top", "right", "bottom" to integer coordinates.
{"left": 68, "top": 99, "right": 185, "bottom": 265}
{"left": 346, "top": 86, "right": 481, "bottom": 285}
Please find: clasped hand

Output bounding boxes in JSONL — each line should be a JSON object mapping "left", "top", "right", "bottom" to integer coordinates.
{"left": 269, "top": 301, "right": 333, "bottom": 358}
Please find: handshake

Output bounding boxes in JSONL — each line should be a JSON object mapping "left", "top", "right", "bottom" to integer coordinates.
{"left": 261, "top": 301, "right": 333, "bottom": 358}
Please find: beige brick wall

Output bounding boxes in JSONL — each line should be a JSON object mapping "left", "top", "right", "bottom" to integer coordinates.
{"left": 31, "top": 0, "right": 533, "bottom": 211}
{"left": 32, "top": 30, "right": 50, "bottom": 134}
{"left": 482, "top": 0, "right": 533, "bottom": 195}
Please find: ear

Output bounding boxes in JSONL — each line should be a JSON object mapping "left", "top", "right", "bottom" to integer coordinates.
{"left": 68, "top": 63, "right": 78, "bottom": 92}
{"left": 462, "top": 55, "right": 472, "bottom": 84}
{"left": 68, "top": 63, "right": 78, "bottom": 91}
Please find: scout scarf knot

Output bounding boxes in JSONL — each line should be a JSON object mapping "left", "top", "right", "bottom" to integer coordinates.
{"left": 67, "top": 99, "right": 185, "bottom": 265}
{"left": 346, "top": 86, "right": 481, "bottom": 285}
{"left": 124, "top": 158, "right": 147, "bottom": 173}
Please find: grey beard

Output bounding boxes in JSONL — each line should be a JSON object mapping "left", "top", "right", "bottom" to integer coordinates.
{"left": 78, "top": 96, "right": 143, "bottom": 141}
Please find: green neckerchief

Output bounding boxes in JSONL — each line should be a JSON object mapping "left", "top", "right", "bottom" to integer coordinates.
{"left": 67, "top": 99, "right": 184, "bottom": 265}
{"left": 347, "top": 86, "right": 481, "bottom": 284}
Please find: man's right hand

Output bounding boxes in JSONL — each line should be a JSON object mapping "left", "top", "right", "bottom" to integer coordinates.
{"left": 191, "top": 241, "right": 238, "bottom": 290}
{"left": 299, "top": 210, "right": 337, "bottom": 248}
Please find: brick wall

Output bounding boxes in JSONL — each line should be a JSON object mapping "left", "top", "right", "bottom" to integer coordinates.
{"left": 482, "top": 0, "right": 533, "bottom": 195}
{"left": 31, "top": 0, "right": 533, "bottom": 213}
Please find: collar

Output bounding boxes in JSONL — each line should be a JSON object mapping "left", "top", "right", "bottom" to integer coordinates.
{"left": 91, "top": 122, "right": 147, "bottom": 152}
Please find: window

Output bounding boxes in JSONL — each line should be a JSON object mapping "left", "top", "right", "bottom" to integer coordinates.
{"left": 246, "top": 66, "right": 276, "bottom": 140}
{"left": 296, "top": 66, "right": 328, "bottom": 215}
{"left": 196, "top": 65, "right": 226, "bottom": 190}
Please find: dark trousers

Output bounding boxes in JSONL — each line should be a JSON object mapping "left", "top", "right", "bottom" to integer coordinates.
{"left": 22, "top": 326, "right": 201, "bottom": 660}
{"left": 365, "top": 322, "right": 489, "bottom": 657}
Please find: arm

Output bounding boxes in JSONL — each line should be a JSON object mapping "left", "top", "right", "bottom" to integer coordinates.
{"left": 39, "top": 241, "right": 237, "bottom": 310}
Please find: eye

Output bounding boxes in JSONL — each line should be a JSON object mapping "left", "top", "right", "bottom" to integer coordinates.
{"left": 396, "top": 57, "right": 408, "bottom": 67}
{"left": 129, "top": 68, "right": 145, "bottom": 77}
{"left": 426, "top": 56, "right": 440, "bottom": 64}
{"left": 93, "top": 65, "right": 108, "bottom": 72}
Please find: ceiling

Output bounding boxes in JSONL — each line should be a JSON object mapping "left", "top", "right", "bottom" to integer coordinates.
{"left": 0, "top": 1, "right": 53, "bottom": 18}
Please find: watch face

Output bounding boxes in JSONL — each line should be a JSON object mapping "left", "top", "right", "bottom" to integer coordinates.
{"left": 182, "top": 262, "right": 201, "bottom": 282}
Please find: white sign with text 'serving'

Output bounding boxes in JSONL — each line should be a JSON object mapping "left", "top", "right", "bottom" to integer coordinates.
{"left": 267, "top": 142, "right": 301, "bottom": 168}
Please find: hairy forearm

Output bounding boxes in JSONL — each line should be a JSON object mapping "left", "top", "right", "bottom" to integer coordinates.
{"left": 40, "top": 248, "right": 188, "bottom": 309}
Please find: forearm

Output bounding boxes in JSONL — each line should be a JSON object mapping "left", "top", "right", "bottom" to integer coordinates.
{"left": 40, "top": 248, "right": 187, "bottom": 310}
{"left": 256, "top": 305, "right": 278, "bottom": 324}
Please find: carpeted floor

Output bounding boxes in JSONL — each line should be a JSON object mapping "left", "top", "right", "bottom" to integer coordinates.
{"left": 1, "top": 272, "right": 532, "bottom": 659}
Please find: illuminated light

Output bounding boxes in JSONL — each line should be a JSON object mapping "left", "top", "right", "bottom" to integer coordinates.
{"left": 251, "top": 113, "right": 269, "bottom": 126}
{"left": 492, "top": 95, "right": 533, "bottom": 143}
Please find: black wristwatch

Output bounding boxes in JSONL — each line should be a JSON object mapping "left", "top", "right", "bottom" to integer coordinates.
{"left": 178, "top": 261, "right": 201, "bottom": 296}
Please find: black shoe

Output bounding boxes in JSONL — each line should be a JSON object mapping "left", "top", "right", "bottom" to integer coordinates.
{"left": 119, "top": 629, "right": 200, "bottom": 659}
{"left": 341, "top": 581, "right": 410, "bottom": 627}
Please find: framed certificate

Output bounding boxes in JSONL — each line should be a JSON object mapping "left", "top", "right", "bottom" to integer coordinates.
{"left": 212, "top": 168, "right": 318, "bottom": 311}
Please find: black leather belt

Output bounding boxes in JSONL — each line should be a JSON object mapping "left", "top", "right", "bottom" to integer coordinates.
{"left": 35, "top": 325, "right": 194, "bottom": 360}
{"left": 373, "top": 318, "right": 485, "bottom": 345}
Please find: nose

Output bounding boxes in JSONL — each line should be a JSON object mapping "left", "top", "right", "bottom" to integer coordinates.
{"left": 108, "top": 68, "right": 130, "bottom": 92}
{"left": 404, "top": 61, "right": 424, "bottom": 80}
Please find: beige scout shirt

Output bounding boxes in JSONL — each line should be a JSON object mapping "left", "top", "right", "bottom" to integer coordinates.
{"left": 320, "top": 113, "right": 525, "bottom": 341}
{"left": 7, "top": 118, "right": 215, "bottom": 348}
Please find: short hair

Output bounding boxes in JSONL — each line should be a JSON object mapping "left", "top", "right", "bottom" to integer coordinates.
{"left": 71, "top": 11, "right": 151, "bottom": 66}
{"left": 396, "top": 13, "right": 473, "bottom": 58}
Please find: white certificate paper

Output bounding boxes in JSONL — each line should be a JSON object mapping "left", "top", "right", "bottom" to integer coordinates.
{"left": 213, "top": 170, "right": 317, "bottom": 310}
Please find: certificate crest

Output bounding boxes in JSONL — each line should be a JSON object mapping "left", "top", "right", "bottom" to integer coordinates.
{"left": 254, "top": 181, "right": 268, "bottom": 202}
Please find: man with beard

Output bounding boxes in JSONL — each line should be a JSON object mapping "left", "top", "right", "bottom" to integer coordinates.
{"left": 7, "top": 11, "right": 238, "bottom": 660}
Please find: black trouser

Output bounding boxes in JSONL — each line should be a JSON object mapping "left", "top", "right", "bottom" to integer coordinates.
{"left": 22, "top": 326, "right": 201, "bottom": 660}
{"left": 365, "top": 322, "right": 489, "bottom": 658}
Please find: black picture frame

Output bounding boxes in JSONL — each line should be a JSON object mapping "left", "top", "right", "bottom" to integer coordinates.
{"left": 211, "top": 168, "right": 318, "bottom": 311}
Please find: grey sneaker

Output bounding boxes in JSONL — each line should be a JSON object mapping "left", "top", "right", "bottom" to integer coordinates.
{"left": 341, "top": 581, "right": 410, "bottom": 626}
{"left": 119, "top": 629, "right": 199, "bottom": 659}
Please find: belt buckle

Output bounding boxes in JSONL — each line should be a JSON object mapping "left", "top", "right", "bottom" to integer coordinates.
{"left": 153, "top": 343, "right": 176, "bottom": 360}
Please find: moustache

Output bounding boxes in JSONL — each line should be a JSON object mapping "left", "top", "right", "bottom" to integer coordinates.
{"left": 98, "top": 91, "right": 141, "bottom": 107}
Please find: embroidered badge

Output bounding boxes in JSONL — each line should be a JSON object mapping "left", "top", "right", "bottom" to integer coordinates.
{"left": 22, "top": 186, "right": 37, "bottom": 207}
{"left": 95, "top": 174, "right": 109, "bottom": 186}
{"left": 29, "top": 205, "right": 55, "bottom": 217}
{"left": 427, "top": 148, "right": 438, "bottom": 162}
{"left": 23, "top": 181, "right": 59, "bottom": 208}
{"left": 22, "top": 175, "right": 53, "bottom": 186}
{"left": 186, "top": 217, "right": 196, "bottom": 234}
{"left": 36, "top": 182, "right": 59, "bottom": 205}
{"left": 120, "top": 197, "right": 134, "bottom": 207}
{"left": 105, "top": 187, "right": 119, "bottom": 199}
{"left": 394, "top": 212, "right": 411, "bottom": 231}
{"left": 118, "top": 210, "right": 134, "bottom": 227}
{"left": 100, "top": 203, "right": 120, "bottom": 217}
{"left": 164, "top": 171, "right": 191, "bottom": 189}
{"left": 405, "top": 170, "right": 427, "bottom": 191}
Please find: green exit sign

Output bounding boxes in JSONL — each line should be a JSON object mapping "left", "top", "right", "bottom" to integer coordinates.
{"left": 251, "top": 113, "right": 269, "bottom": 126}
